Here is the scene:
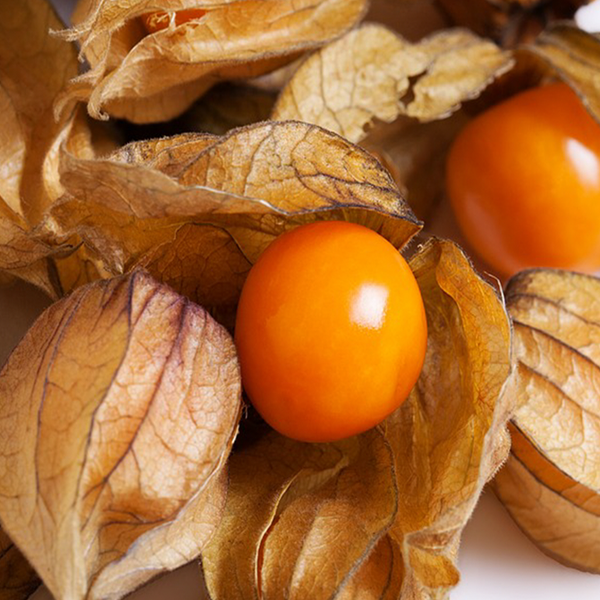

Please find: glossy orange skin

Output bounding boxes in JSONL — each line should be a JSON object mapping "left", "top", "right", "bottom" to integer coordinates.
{"left": 234, "top": 221, "right": 428, "bottom": 442}
{"left": 447, "top": 83, "right": 600, "bottom": 277}
{"left": 141, "top": 9, "right": 207, "bottom": 33}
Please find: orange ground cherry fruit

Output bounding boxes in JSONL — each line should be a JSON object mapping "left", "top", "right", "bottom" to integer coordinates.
{"left": 446, "top": 82, "right": 600, "bottom": 277}
{"left": 234, "top": 221, "right": 428, "bottom": 442}
{"left": 141, "top": 9, "right": 207, "bottom": 34}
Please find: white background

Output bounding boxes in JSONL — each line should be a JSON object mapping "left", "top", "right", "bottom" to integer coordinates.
{"left": 4, "top": 0, "right": 599, "bottom": 597}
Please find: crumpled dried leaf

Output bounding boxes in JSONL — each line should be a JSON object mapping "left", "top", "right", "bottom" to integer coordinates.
{"left": 59, "top": 0, "right": 368, "bottom": 123}
{"left": 494, "top": 269, "right": 600, "bottom": 573}
{"left": 0, "top": 0, "right": 78, "bottom": 296}
{"left": 0, "top": 0, "right": 77, "bottom": 222}
{"left": 0, "top": 0, "right": 117, "bottom": 298}
{"left": 35, "top": 109, "right": 116, "bottom": 297}
{"left": 336, "top": 535, "right": 404, "bottom": 600}
{"left": 0, "top": 270, "right": 242, "bottom": 600}
{"left": 46, "top": 121, "right": 422, "bottom": 327}
{"left": 387, "top": 239, "right": 513, "bottom": 598}
{"left": 0, "top": 528, "right": 40, "bottom": 600}
{"left": 273, "top": 24, "right": 513, "bottom": 135}
{"left": 271, "top": 24, "right": 512, "bottom": 219}
{"left": 106, "top": 132, "right": 218, "bottom": 171}
{"left": 200, "top": 239, "right": 513, "bottom": 599}
{"left": 202, "top": 427, "right": 398, "bottom": 600}
{"left": 0, "top": 204, "right": 64, "bottom": 298}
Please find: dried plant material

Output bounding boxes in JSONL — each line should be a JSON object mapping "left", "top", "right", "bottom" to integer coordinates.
{"left": 48, "top": 121, "right": 421, "bottom": 327}
{"left": 495, "top": 451, "right": 600, "bottom": 572}
{"left": 494, "top": 268, "right": 600, "bottom": 573}
{"left": 0, "top": 528, "right": 40, "bottom": 600}
{"left": 273, "top": 24, "right": 513, "bottom": 136}
{"left": 107, "top": 132, "right": 218, "bottom": 169}
{"left": 519, "top": 23, "right": 600, "bottom": 123}
{"left": 0, "top": 0, "right": 77, "bottom": 222}
{"left": 0, "top": 271, "right": 242, "bottom": 600}
{"left": 60, "top": 0, "right": 368, "bottom": 123}
{"left": 385, "top": 238, "right": 513, "bottom": 598}
{"left": 0, "top": 206, "right": 64, "bottom": 298}
{"left": 0, "top": 0, "right": 116, "bottom": 298}
{"left": 0, "top": 0, "right": 77, "bottom": 295}
{"left": 201, "top": 239, "right": 513, "bottom": 599}
{"left": 51, "top": 244, "right": 113, "bottom": 297}
{"left": 336, "top": 536, "right": 403, "bottom": 600}
{"left": 407, "top": 29, "right": 514, "bottom": 121}
{"left": 202, "top": 428, "right": 398, "bottom": 600}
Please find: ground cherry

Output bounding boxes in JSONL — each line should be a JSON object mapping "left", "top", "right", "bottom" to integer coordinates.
{"left": 234, "top": 221, "right": 427, "bottom": 443}
{"left": 446, "top": 82, "right": 600, "bottom": 277}
{"left": 141, "top": 9, "right": 207, "bottom": 34}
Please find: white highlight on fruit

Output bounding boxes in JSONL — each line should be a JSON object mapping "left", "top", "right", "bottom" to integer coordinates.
{"left": 350, "top": 283, "right": 389, "bottom": 329}
{"left": 565, "top": 138, "right": 600, "bottom": 188}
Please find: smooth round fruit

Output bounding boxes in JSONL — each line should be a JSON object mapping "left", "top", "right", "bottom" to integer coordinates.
{"left": 446, "top": 82, "right": 600, "bottom": 277}
{"left": 234, "top": 221, "right": 427, "bottom": 442}
{"left": 141, "top": 9, "right": 207, "bottom": 34}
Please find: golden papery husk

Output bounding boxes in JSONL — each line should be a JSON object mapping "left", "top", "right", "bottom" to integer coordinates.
{"left": 494, "top": 269, "right": 600, "bottom": 573}
{"left": 57, "top": 0, "right": 369, "bottom": 123}
{"left": 0, "top": 270, "right": 242, "bottom": 600}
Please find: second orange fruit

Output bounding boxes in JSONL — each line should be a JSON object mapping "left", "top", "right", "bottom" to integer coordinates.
{"left": 447, "top": 82, "right": 600, "bottom": 277}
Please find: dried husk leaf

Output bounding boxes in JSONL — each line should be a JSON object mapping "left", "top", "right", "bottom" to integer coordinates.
{"left": 336, "top": 536, "right": 404, "bottom": 600}
{"left": 200, "top": 239, "right": 513, "bottom": 599}
{"left": 406, "top": 28, "right": 514, "bottom": 121}
{"left": 0, "top": 528, "right": 40, "bottom": 600}
{"left": 258, "top": 432, "right": 398, "bottom": 600}
{"left": 47, "top": 121, "right": 422, "bottom": 327}
{"left": 44, "top": 109, "right": 121, "bottom": 297}
{"left": 495, "top": 452, "right": 600, "bottom": 572}
{"left": 271, "top": 24, "right": 512, "bottom": 219}
{"left": 0, "top": 0, "right": 117, "bottom": 297}
{"left": 0, "top": 205, "right": 64, "bottom": 298}
{"left": 0, "top": 270, "right": 242, "bottom": 600}
{"left": 0, "top": 0, "right": 77, "bottom": 295}
{"left": 383, "top": 238, "right": 513, "bottom": 599}
{"left": 60, "top": 0, "right": 369, "bottom": 123}
{"left": 494, "top": 269, "right": 600, "bottom": 573}
{"left": 272, "top": 24, "right": 514, "bottom": 135}
{"left": 202, "top": 428, "right": 398, "bottom": 600}
{"left": 107, "top": 132, "right": 218, "bottom": 169}
{"left": 0, "top": 0, "right": 77, "bottom": 222}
